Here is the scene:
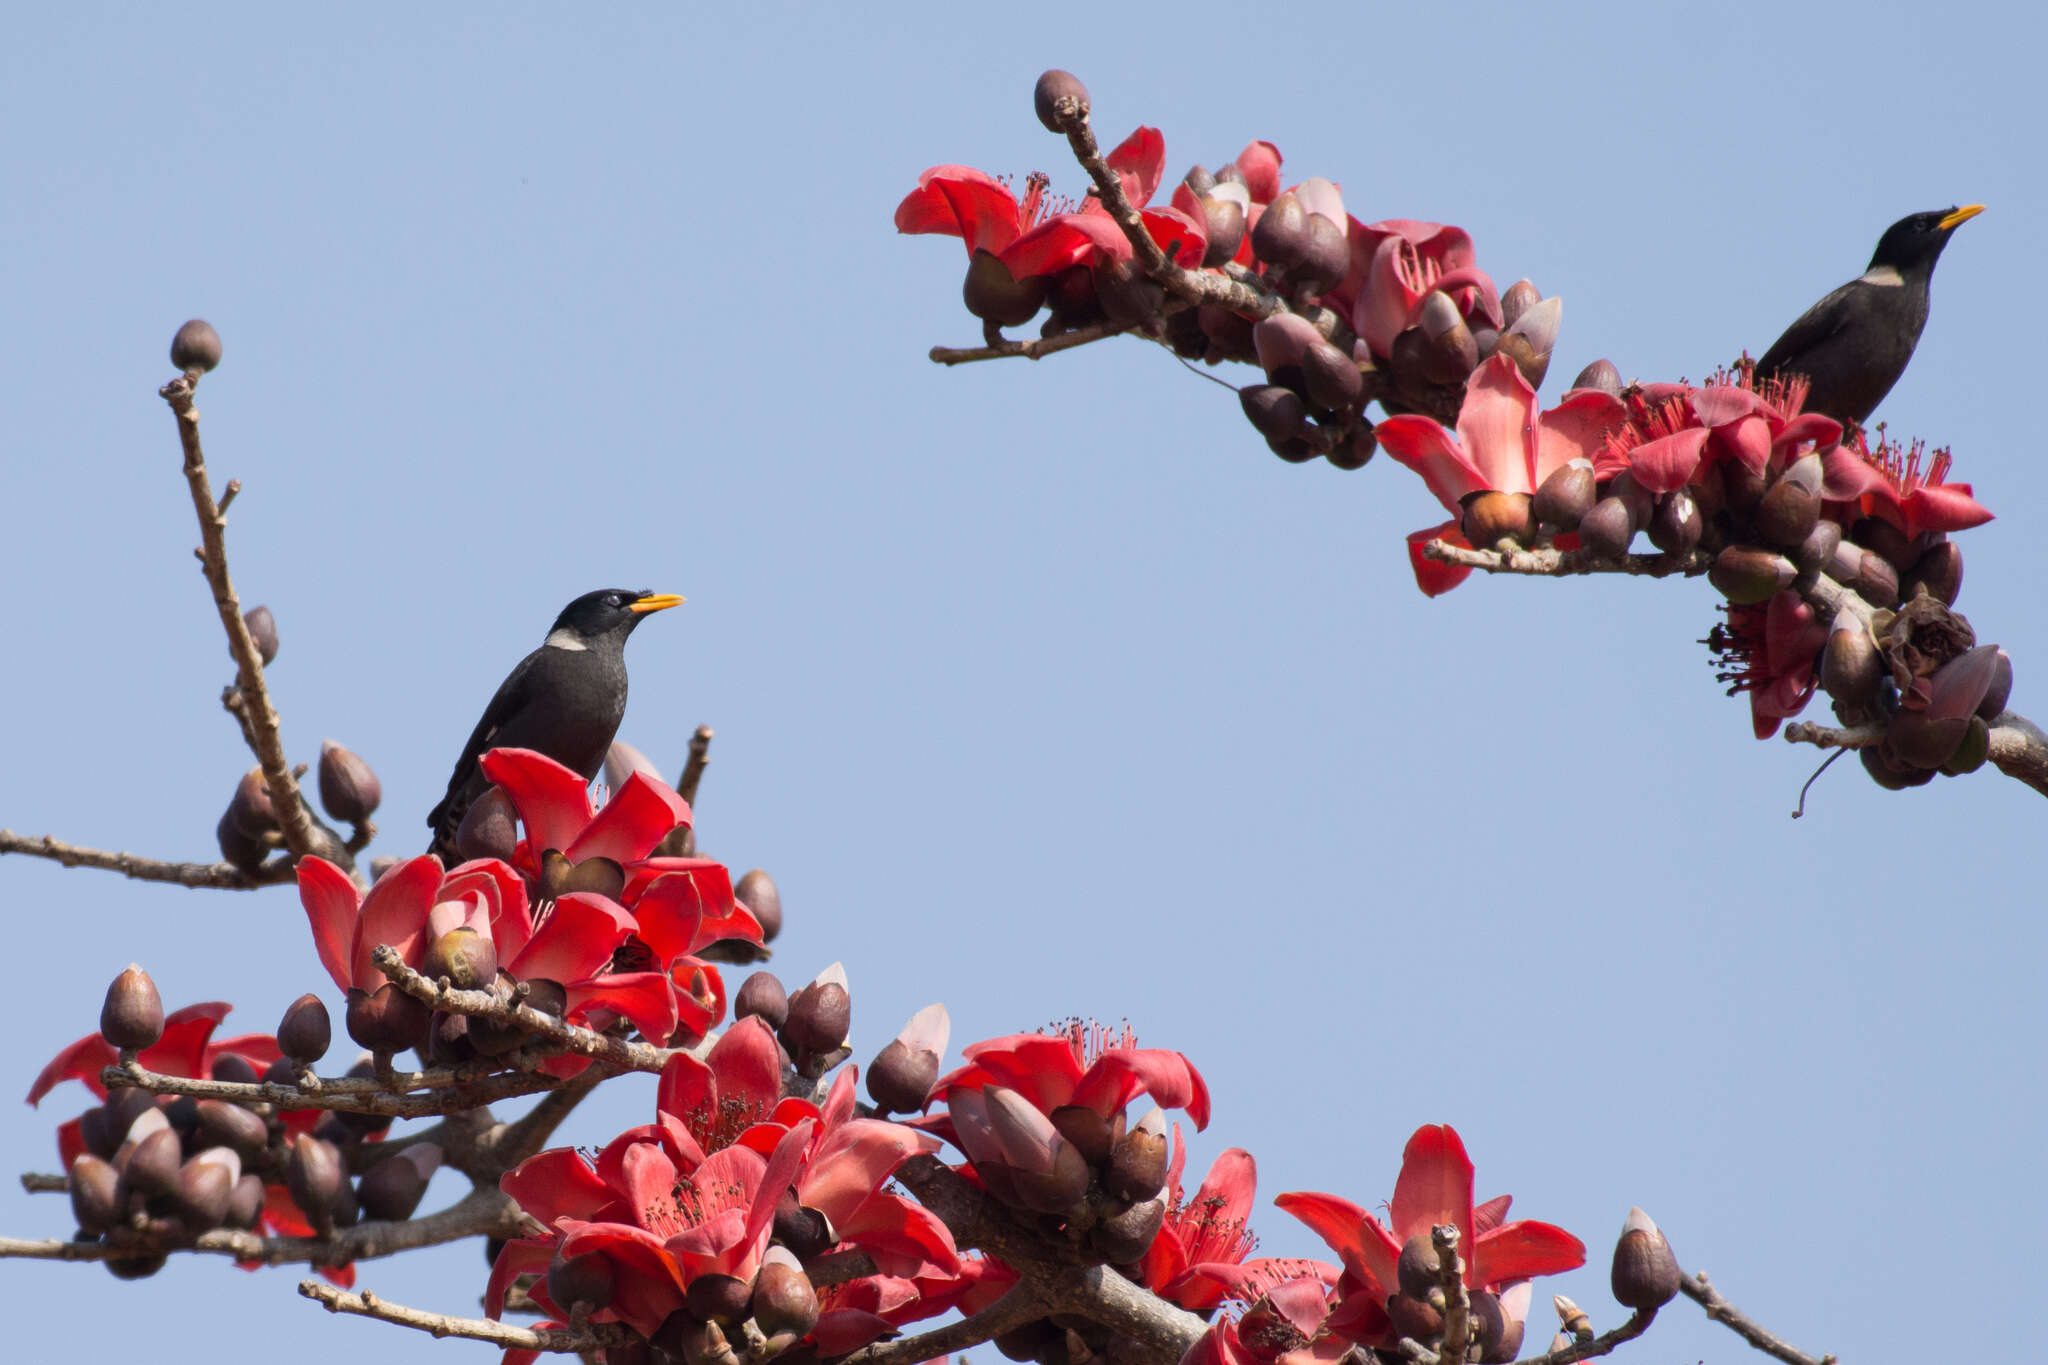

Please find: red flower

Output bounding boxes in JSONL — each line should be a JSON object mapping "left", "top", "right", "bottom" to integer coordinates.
{"left": 932, "top": 1018, "right": 1211, "bottom": 1132}
{"left": 1603, "top": 373, "right": 1840, "bottom": 489}
{"left": 1345, "top": 220, "right": 1502, "bottom": 359}
{"left": 1707, "top": 590, "right": 1826, "bottom": 740}
{"left": 480, "top": 747, "right": 691, "bottom": 875}
{"left": 1276, "top": 1124, "right": 1584, "bottom": 1350}
{"left": 1822, "top": 433, "right": 1992, "bottom": 538}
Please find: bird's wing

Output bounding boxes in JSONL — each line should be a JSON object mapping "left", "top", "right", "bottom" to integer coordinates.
{"left": 1755, "top": 282, "right": 1855, "bottom": 378}
{"left": 425, "top": 648, "right": 541, "bottom": 837}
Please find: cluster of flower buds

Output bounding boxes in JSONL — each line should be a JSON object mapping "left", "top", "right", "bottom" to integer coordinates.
{"left": 929, "top": 1022, "right": 1209, "bottom": 1271}
{"left": 733, "top": 962, "right": 851, "bottom": 1078}
{"left": 49, "top": 967, "right": 437, "bottom": 1281}
{"left": 899, "top": 70, "right": 1533, "bottom": 472}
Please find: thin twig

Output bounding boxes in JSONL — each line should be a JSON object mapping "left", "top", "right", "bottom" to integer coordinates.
{"left": 299, "top": 1280, "right": 636, "bottom": 1353}
{"left": 160, "top": 370, "right": 323, "bottom": 866}
{"left": 1431, "top": 1224, "right": 1470, "bottom": 1364}
{"left": 1680, "top": 1271, "right": 1834, "bottom": 1365}
{"left": 1420, "top": 540, "right": 1712, "bottom": 580}
{"left": 0, "top": 829, "right": 294, "bottom": 889}
{"left": 1505, "top": 1309, "right": 1652, "bottom": 1365}
{"left": 930, "top": 320, "right": 1130, "bottom": 366}
{"left": 677, "top": 724, "right": 715, "bottom": 807}
{"left": 102, "top": 1055, "right": 561, "bottom": 1119}
{"left": 18, "top": 1173, "right": 66, "bottom": 1194}
{"left": 1782, "top": 721, "right": 1883, "bottom": 751}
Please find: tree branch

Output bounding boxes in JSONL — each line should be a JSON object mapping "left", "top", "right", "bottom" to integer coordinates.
{"left": 0, "top": 828, "right": 294, "bottom": 889}
{"left": 930, "top": 321, "right": 1130, "bottom": 366}
{"left": 1419, "top": 539, "right": 1712, "bottom": 580}
{"left": 101, "top": 1055, "right": 562, "bottom": 1119}
{"left": 159, "top": 370, "right": 324, "bottom": 867}
{"left": 1679, "top": 1271, "right": 1834, "bottom": 1365}
{"left": 299, "top": 1280, "right": 636, "bottom": 1353}
{"left": 1505, "top": 1308, "right": 1652, "bottom": 1365}
{"left": 677, "top": 723, "right": 715, "bottom": 808}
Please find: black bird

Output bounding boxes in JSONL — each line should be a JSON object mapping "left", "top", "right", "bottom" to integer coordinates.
{"left": 1754, "top": 204, "right": 1983, "bottom": 426}
{"left": 427, "top": 589, "right": 683, "bottom": 859}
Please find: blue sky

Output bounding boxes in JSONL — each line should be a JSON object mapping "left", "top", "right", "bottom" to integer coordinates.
{"left": 3, "top": 5, "right": 2040, "bottom": 1361}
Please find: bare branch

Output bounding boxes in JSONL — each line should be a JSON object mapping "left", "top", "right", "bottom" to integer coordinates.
{"left": 1782, "top": 721, "right": 1884, "bottom": 751}
{"left": 0, "top": 828, "right": 295, "bottom": 889}
{"left": 1680, "top": 1271, "right": 1835, "bottom": 1365}
{"left": 678, "top": 724, "right": 715, "bottom": 807}
{"left": 18, "top": 1173, "right": 66, "bottom": 1194}
{"left": 1431, "top": 1223, "right": 1471, "bottom": 1365}
{"left": 159, "top": 371, "right": 324, "bottom": 867}
{"left": 299, "top": 1280, "right": 636, "bottom": 1353}
{"left": 101, "top": 1055, "right": 561, "bottom": 1119}
{"left": 1419, "top": 539, "right": 1712, "bottom": 580}
{"left": 930, "top": 321, "right": 1131, "bottom": 366}
{"left": 1506, "top": 1307, "right": 1652, "bottom": 1364}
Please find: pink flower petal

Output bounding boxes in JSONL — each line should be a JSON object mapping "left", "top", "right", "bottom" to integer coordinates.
{"left": 1389, "top": 1124, "right": 1475, "bottom": 1248}
{"left": 565, "top": 772, "right": 690, "bottom": 866}
{"left": 296, "top": 856, "right": 359, "bottom": 995}
{"left": 1626, "top": 428, "right": 1710, "bottom": 494}
{"left": 479, "top": 748, "right": 594, "bottom": 857}
{"left": 1406, "top": 521, "right": 1474, "bottom": 597}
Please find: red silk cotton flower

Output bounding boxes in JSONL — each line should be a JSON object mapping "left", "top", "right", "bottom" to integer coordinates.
{"left": 1276, "top": 1123, "right": 1585, "bottom": 1351}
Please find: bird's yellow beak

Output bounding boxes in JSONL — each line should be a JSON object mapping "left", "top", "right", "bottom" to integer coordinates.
{"left": 1940, "top": 204, "right": 1986, "bottom": 230}
{"left": 629, "top": 593, "right": 686, "bottom": 614}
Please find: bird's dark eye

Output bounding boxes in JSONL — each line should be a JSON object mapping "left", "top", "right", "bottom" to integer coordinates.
{"left": 607, "top": 594, "right": 623, "bottom": 607}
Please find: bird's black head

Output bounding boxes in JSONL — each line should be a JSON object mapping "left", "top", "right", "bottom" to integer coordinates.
{"left": 547, "top": 589, "right": 685, "bottom": 644}
{"left": 1868, "top": 204, "right": 1984, "bottom": 275}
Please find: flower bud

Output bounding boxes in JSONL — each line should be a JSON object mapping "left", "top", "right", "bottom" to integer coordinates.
{"left": 1905, "top": 540, "right": 1963, "bottom": 606}
{"left": 1386, "top": 1293, "right": 1442, "bottom": 1343}
{"left": 230, "top": 766, "right": 279, "bottom": 837}
{"left": 1200, "top": 195, "right": 1248, "bottom": 268}
{"left": 124, "top": 1126, "right": 184, "bottom": 1199}
{"left": 1553, "top": 1295, "right": 1591, "bottom": 1338}
{"left": 773, "top": 1185, "right": 833, "bottom": 1261}
{"left": 682, "top": 1319, "right": 740, "bottom": 1365}
{"left": 1091, "top": 1194, "right": 1166, "bottom": 1263}
{"left": 1093, "top": 258, "right": 1163, "bottom": 327}
{"left": 423, "top": 925, "right": 498, "bottom": 990}
{"left": 1576, "top": 496, "right": 1635, "bottom": 558}
{"left": 1104, "top": 1106, "right": 1169, "bottom": 1202}
{"left": 1417, "top": 291, "right": 1478, "bottom": 384}
{"left": 984, "top": 1086, "right": 1090, "bottom": 1214}
{"left": 1048, "top": 1104, "right": 1120, "bottom": 1166}
{"left": 345, "top": 983, "right": 432, "bottom": 1054}
{"left": 1861, "top": 744, "right": 1936, "bottom": 789}
{"left": 728, "top": 973, "right": 787, "bottom": 1033}
{"left": 1753, "top": 478, "right": 1820, "bottom": 550}
{"left": 278, "top": 993, "right": 332, "bottom": 1066}
{"left": 1241, "top": 384, "right": 1309, "bottom": 443}
{"left": 735, "top": 869, "right": 783, "bottom": 942}
{"left": 1791, "top": 517, "right": 1841, "bottom": 574}
{"left": 1033, "top": 70, "right": 1089, "bottom": 132}
{"left": 1570, "top": 358, "right": 1623, "bottom": 396}
{"left": 242, "top": 604, "right": 278, "bottom": 665}
{"left": 1300, "top": 341, "right": 1361, "bottom": 414}
{"left": 1609, "top": 1207, "right": 1681, "bottom": 1312}
{"left": 868, "top": 1002, "right": 948, "bottom": 1115}
{"left": 1500, "top": 279, "right": 1541, "bottom": 328}
{"left": 1819, "top": 612, "right": 1879, "bottom": 707}
{"left": 101, "top": 965, "right": 164, "bottom": 1051}
{"left": 1327, "top": 426, "right": 1376, "bottom": 471}
{"left": 1533, "top": 460, "right": 1596, "bottom": 532}
{"left": 1851, "top": 549, "right": 1900, "bottom": 608}
{"left": 359, "top": 1142, "right": 441, "bottom": 1221}
{"left": 687, "top": 1271, "right": 754, "bottom": 1325}
{"left": 782, "top": 964, "right": 851, "bottom": 1057}
{"left": 1396, "top": 1232, "right": 1442, "bottom": 1298}
{"left": 287, "top": 1134, "right": 348, "bottom": 1236}
{"left": 317, "top": 740, "right": 382, "bottom": 824}
{"left": 547, "top": 1249, "right": 616, "bottom": 1313}
{"left": 1298, "top": 213, "right": 1349, "bottom": 294}
{"left": 1941, "top": 715, "right": 1992, "bottom": 775}
{"left": 216, "top": 810, "right": 268, "bottom": 872}
{"left": 752, "top": 1250, "right": 822, "bottom": 1338}
{"left": 1486, "top": 1282, "right": 1531, "bottom": 1364}
{"left": 69, "top": 1153, "right": 122, "bottom": 1234}
{"left": 1497, "top": 297, "right": 1560, "bottom": 388}
{"left": 1183, "top": 165, "right": 1216, "bottom": 195}
{"left": 171, "top": 319, "right": 222, "bottom": 374}
{"left": 175, "top": 1149, "right": 238, "bottom": 1229}
{"left": 454, "top": 786, "right": 519, "bottom": 864}
{"left": 104, "top": 1251, "right": 168, "bottom": 1280}
{"left": 1708, "top": 545, "right": 1796, "bottom": 605}
{"left": 226, "top": 1172, "right": 265, "bottom": 1229}
{"left": 1977, "top": 648, "right": 2013, "bottom": 720}
{"left": 1461, "top": 490, "right": 1535, "bottom": 549}
{"left": 1469, "top": 1290, "right": 1507, "bottom": 1361}
{"left": 192, "top": 1100, "right": 268, "bottom": 1157}
{"left": 1645, "top": 489, "right": 1700, "bottom": 556}
{"left": 964, "top": 250, "right": 1049, "bottom": 327}
{"left": 1250, "top": 193, "right": 1308, "bottom": 269}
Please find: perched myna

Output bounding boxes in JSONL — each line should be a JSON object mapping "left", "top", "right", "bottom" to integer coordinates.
{"left": 426, "top": 589, "right": 683, "bottom": 859}
{"left": 1755, "top": 204, "right": 1983, "bottom": 426}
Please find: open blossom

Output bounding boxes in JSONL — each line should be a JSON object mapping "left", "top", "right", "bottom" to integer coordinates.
{"left": 1276, "top": 1124, "right": 1584, "bottom": 1350}
{"left": 1343, "top": 220, "right": 1502, "bottom": 359}
{"left": 1707, "top": 590, "right": 1826, "bottom": 740}
{"left": 931, "top": 1018, "right": 1211, "bottom": 1131}
{"left": 1603, "top": 371, "right": 1840, "bottom": 489}
{"left": 1823, "top": 432, "right": 1992, "bottom": 539}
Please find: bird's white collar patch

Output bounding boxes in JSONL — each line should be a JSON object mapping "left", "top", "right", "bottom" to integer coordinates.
{"left": 543, "top": 627, "right": 590, "bottom": 651}
{"left": 1858, "top": 264, "right": 1905, "bottom": 287}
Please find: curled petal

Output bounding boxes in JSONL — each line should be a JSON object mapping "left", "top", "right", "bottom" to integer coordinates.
{"left": 1105, "top": 126, "right": 1165, "bottom": 209}
{"left": 1626, "top": 428, "right": 1710, "bottom": 493}
{"left": 893, "top": 167, "right": 1023, "bottom": 256}
{"left": 565, "top": 971, "right": 677, "bottom": 1042}
{"left": 999, "top": 211, "right": 1131, "bottom": 279}
{"left": 297, "top": 856, "right": 359, "bottom": 994}
{"left": 478, "top": 748, "right": 593, "bottom": 859}
{"left": 505, "top": 891, "right": 635, "bottom": 984}
{"left": 565, "top": 772, "right": 691, "bottom": 866}
{"left": 1470, "top": 1219, "right": 1587, "bottom": 1288}
{"left": 1406, "top": 521, "right": 1474, "bottom": 597}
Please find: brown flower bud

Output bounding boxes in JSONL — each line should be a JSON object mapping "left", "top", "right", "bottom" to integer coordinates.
{"left": 454, "top": 785, "right": 519, "bottom": 864}
{"left": 1820, "top": 612, "right": 1880, "bottom": 707}
{"left": 1791, "top": 517, "right": 1842, "bottom": 574}
{"left": 1941, "top": 715, "right": 1992, "bottom": 775}
{"left": 317, "top": 740, "right": 381, "bottom": 825}
{"left": 359, "top": 1142, "right": 441, "bottom": 1221}
{"left": 1905, "top": 540, "right": 1963, "bottom": 606}
{"left": 175, "top": 1149, "right": 238, "bottom": 1229}
{"left": 1977, "top": 648, "right": 2013, "bottom": 720}
{"left": 101, "top": 965, "right": 164, "bottom": 1051}
{"left": 1327, "top": 426, "right": 1377, "bottom": 471}
{"left": 687, "top": 1271, "right": 754, "bottom": 1325}
{"left": 773, "top": 1186, "right": 833, "bottom": 1261}
{"left": 69, "top": 1154, "right": 122, "bottom": 1234}
{"left": 1200, "top": 193, "right": 1247, "bottom": 268}
{"left": 216, "top": 809, "right": 268, "bottom": 872}
{"left": 546, "top": 1249, "right": 616, "bottom": 1313}
{"left": 1851, "top": 515, "right": 1918, "bottom": 572}
{"left": 1497, "top": 297, "right": 1560, "bottom": 388}
{"left": 171, "top": 319, "right": 222, "bottom": 374}
{"left": 1576, "top": 496, "right": 1635, "bottom": 558}
{"left": 1553, "top": 1294, "right": 1591, "bottom": 1338}
{"left": 1647, "top": 490, "right": 1701, "bottom": 556}
{"left": 868, "top": 1001, "right": 949, "bottom": 1116}
{"left": 732, "top": 972, "right": 788, "bottom": 1032}
{"left": 964, "top": 250, "right": 1049, "bottom": 327}
{"left": 782, "top": 965, "right": 851, "bottom": 1057}
{"left": 1047, "top": 1104, "right": 1118, "bottom": 1166}
{"left": 1093, "top": 258, "right": 1163, "bottom": 327}
{"left": 1851, "top": 549, "right": 1900, "bottom": 608}
{"left": 226, "top": 1172, "right": 265, "bottom": 1229}
{"left": 278, "top": 993, "right": 332, "bottom": 1065}
{"left": 1104, "top": 1106, "right": 1169, "bottom": 1202}
{"left": 1500, "top": 279, "right": 1541, "bottom": 328}
{"left": 1303, "top": 339, "right": 1363, "bottom": 412}
{"left": 104, "top": 1251, "right": 168, "bottom": 1280}
{"left": 230, "top": 766, "right": 279, "bottom": 837}
{"left": 1753, "top": 478, "right": 1820, "bottom": 550}
{"left": 1468, "top": 1290, "right": 1507, "bottom": 1361}
{"left": 1610, "top": 1207, "right": 1681, "bottom": 1312}
{"left": 1386, "top": 1292, "right": 1443, "bottom": 1342}
{"left": 345, "top": 983, "right": 432, "bottom": 1054}
{"left": 1183, "top": 165, "right": 1216, "bottom": 195}
{"left": 287, "top": 1134, "right": 348, "bottom": 1236}
{"left": 1241, "top": 384, "right": 1308, "bottom": 443}
{"left": 735, "top": 869, "right": 783, "bottom": 942}
{"left": 1090, "top": 1194, "right": 1166, "bottom": 1263}
{"left": 1396, "top": 1232, "right": 1442, "bottom": 1298}
{"left": 1250, "top": 193, "right": 1309, "bottom": 270}
{"left": 1708, "top": 546, "right": 1796, "bottom": 605}
{"left": 242, "top": 604, "right": 279, "bottom": 665}
{"left": 752, "top": 1251, "right": 822, "bottom": 1338}
{"left": 1533, "top": 460, "right": 1597, "bottom": 532}
{"left": 1417, "top": 291, "right": 1478, "bottom": 384}
{"left": 1033, "top": 70, "right": 1089, "bottom": 132}
{"left": 124, "top": 1126, "right": 184, "bottom": 1199}
{"left": 1461, "top": 490, "right": 1535, "bottom": 549}
{"left": 192, "top": 1100, "right": 268, "bottom": 1158}
{"left": 1570, "top": 358, "right": 1623, "bottom": 396}
{"left": 1861, "top": 744, "right": 1936, "bottom": 789}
